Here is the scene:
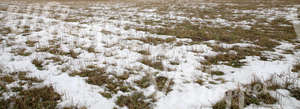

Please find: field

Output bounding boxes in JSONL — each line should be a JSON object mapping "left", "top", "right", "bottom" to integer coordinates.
{"left": 0, "top": 0, "right": 300, "bottom": 109}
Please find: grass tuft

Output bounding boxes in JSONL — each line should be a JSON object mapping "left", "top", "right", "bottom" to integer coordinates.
{"left": 115, "top": 92, "right": 153, "bottom": 109}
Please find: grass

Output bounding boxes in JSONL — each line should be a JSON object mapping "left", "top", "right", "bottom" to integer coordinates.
{"left": 135, "top": 74, "right": 152, "bottom": 88}
{"left": 127, "top": 36, "right": 176, "bottom": 45}
{"left": 213, "top": 78, "right": 278, "bottom": 109}
{"left": 115, "top": 92, "right": 154, "bottom": 109}
{"left": 195, "top": 79, "right": 204, "bottom": 85}
{"left": 292, "top": 62, "right": 300, "bottom": 72}
{"left": 10, "top": 48, "right": 32, "bottom": 56}
{"left": 140, "top": 57, "right": 164, "bottom": 70}
{"left": 289, "top": 88, "right": 300, "bottom": 100}
{"left": 202, "top": 46, "right": 265, "bottom": 67}
{"left": 25, "top": 40, "right": 38, "bottom": 47}
{"left": 155, "top": 76, "right": 174, "bottom": 93}
{"left": 0, "top": 86, "right": 61, "bottom": 109}
{"left": 137, "top": 50, "right": 151, "bottom": 55}
{"left": 210, "top": 71, "right": 225, "bottom": 76}
{"left": 70, "top": 65, "right": 135, "bottom": 95}
{"left": 0, "top": 75, "right": 15, "bottom": 83}
{"left": 213, "top": 89, "right": 277, "bottom": 109}
{"left": 0, "top": 27, "right": 11, "bottom": 35}
{"left": 32, "top": 58, "right": 44, "bottom": 70}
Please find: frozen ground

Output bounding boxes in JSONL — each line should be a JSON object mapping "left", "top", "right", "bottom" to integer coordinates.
{"left": 0, "top": 0, "right": 300, "bottom": 109}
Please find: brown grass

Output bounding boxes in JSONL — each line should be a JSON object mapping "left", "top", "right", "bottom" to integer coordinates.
{"left": 0, "top": 86, "right": 61, "bottom": 109}
{"left": 10, "top": 48, "right": 32, "bottom": 56}
{"left": 32, "top": 58, "right": 44, "bottom": 70}
{"left": 70, "top": 65, "right": 135, "bottom": 95}
{"left": 140, "top": 57, "right": 164, "bottom": 70}
{"left": 115, "top": 92, "right": 154, "bottom": 109}
{"left": 292, "top": 62, "right": 300, "bottom": 72}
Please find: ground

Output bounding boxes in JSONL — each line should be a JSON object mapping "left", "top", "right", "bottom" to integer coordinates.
{"left": 0, "top": 0, "right": 300, "bottom": 109}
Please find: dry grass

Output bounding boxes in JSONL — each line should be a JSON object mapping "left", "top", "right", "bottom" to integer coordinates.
{"left": 115, "top": 92, "right": 154, "bottom": 109}
{"left": 32, "top": 58, "right": 44, "bottom": 70}
{"left": 10, "top": 48, "right": 32, "bottom": 56}
{"left": 25, "top": 40, "right": 38, "bottom": 47}
{"left": 127, "top": 37, "right": 176, "bottom": 45}
{"left": 0, "top": 86, "right": 61, "bottom": 109}
{"left": 70, "top": 65, "right": 135, "bottom": 95}
{"left": 292, "top": 62, "right": 300, "bottom": 72}
{"left": 140, "top": 57, "right": 164, "bottom": 70}
{"left": 202, "top": 46, "right": 264, "bottom": 67}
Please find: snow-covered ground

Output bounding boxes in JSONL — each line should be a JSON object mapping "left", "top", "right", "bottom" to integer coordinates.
{"left": 0, "top": 1, "right": 300, "bottom": 109}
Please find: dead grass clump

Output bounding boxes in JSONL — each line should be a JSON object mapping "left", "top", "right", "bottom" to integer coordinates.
{"left": 213, "top": 77, "right": 278, "bottom": 109}
{"left": 0, "top": 75, "right": 15, "bottom": 83}
{"left": 203, "top": 53, "right": 246, "bottom": 68}
{"left": 127, "top": 37, "right": 176, "bottom": 45}
{"left": 70, "top": 65, "right": 134, "bottom": 94}
{"left": 69, "top": 49, "right": 80, "bottom": 58}
{"left": 134, "top": 75, "right": 151, "bottom": 88}
{"left": 137, "top": 50, "right": 151, "bottom": 55}
{"left": 155, "top": 76, "right": 174, "bottom": 93}
{"left": 101, "top": 29, "right": 113, "bottom": 35}
{"left": 291, "top": 63, "right": 300, "bottom": 72}
{"left": 115, "top": 92, "right": 154, "bottom": 109}
{"left": 36, "top": 45, "right": 68, "bottom": 56}
{"left": 32, "top": 59, "right": 44, "bottom": 70}
{"left": 202, "top": 46, "right": 264, "bottom": 67}
{"left": 0, "top": 86, "right": 61, "bottom": 109}
{"left": 289, "top": 88, "right": 300, "bottom": 100}
{"left": 25, "top": 40, "right": 38, "bottom": 47}
{"left": 0, "top": 27, "right": 11, "bottom": 35}
{"left": 140, "top": 57, "right": 164, "bottom": 70}
{"left": 45, "top": 56, "right": 63, "bottom": 64}
{"left": 10, "top": 48, "right": 32, "bottom": 56}
{"left": 210, "top": 71, "right": 225, "bottom": 76}
{"left": 213, "top": 89, "right": 277, "bottom": 109}
{"left": 17, "top": 71, "right": 43, "bottom": 83}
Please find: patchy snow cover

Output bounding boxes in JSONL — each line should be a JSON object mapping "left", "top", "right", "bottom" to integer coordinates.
{"left": 0, "top": 1, "right": 299, "bottom": 109}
